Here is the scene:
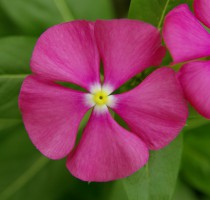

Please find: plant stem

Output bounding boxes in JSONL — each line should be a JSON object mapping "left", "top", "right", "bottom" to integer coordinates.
{"left": 0, "top": 74, "right": 29, "bottom": 79}
{"left": 157, "top": 0, "right": 170, "bottom": 30}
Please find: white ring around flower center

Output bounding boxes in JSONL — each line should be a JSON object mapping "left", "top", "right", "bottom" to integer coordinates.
{"left": 85, "top": 83, "right": 116, "bottom": 113}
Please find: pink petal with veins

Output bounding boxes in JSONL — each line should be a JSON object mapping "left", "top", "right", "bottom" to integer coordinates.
{"left": 67, "top": 109, "right": 148, "bottom": 182}
{"left": 163, "top": 4, "right": 210, "bottom": 63}
{"left": 194, "top": 0, "right": 210, "bottom": 28}
{"left": 95, "top": 19, "right": 165, "bottom": 92}
{"left": 111, "top": 67, "right": 188, "bottom": 150}
{"left": 31, "top": 20, "right": 100, "bottom": 91}
{"left": 19, "top": 75, "right": 91, "bottom": 159}
{"left": 178, "top": 61, "right": 210, "bottom": 119}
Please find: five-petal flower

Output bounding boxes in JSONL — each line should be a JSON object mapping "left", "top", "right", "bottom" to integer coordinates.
{"left": 19, "top": 19, "right": 188, "bottom": 182}
{"left": 163, "top": 1, "right": 210, "bottom": 119}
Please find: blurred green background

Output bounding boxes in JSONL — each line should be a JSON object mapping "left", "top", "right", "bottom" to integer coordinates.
{"left": 0, "top": 0, "right": 210, "bottom": 200}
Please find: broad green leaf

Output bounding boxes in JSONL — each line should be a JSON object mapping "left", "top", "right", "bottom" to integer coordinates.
{"left": 0, "top": 0, "right": 114, "bottom": 36}
{"left": 0, "top": 5, "right": 18, "bottom": 37}
{"left": 109, "top": 181, "right": 128, "bottom": 200}
{"left": 172, "top": 180, "right": 197, "bottom": 200}
{"left": 0, "top": 37, "right": 36, "bottom": 119}
{"left": 185, "top": 107, "right": 210, "bottom": 130}
{"left": 0, "top": 0, "right": 63, "bottom": 36}
{"left": 122, "top": 134, "right": 183, "bottom": 200}
{"left": 66, "top": 0, "right": 114, "bottom": 20}
{"left": 128, "top": 0, "right": 193, "bottom": 29}
{"left": 181, "top": 122, "right": 210, "bottom": 196}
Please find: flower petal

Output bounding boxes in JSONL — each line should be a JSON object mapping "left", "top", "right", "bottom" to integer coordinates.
{"left": 66, "top": 109, "right": 149, "bottom": 182}
{"left": 178, "top": 61, "right": 210, "bottom": 119}
{"left": 95, "top": 19, "right": 165, "bottom": 92}
{"left": 19, "top": 75, "right": 91, "bottom": 159}
{"left": 31, "top": 20, "right": 100, "bottom": 91}
{"left": 163, "top": 4, "right": 210, "bottom": 63}
{"left": 194, "top": 0, "right": 210, "bottom": 28}
{"left": 111, "top": 67, "right": 188, "bottom": 150}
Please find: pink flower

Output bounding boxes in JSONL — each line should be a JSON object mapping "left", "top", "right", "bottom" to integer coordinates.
{"left": 163, "top": 1, "right": 210, "bottom": 119}
{"left": 19, "top": 19, "right": 188, "bottom": 182}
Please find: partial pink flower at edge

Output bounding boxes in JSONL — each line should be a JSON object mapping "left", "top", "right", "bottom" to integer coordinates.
{"left": 178, "top": 61, "right": 210, "bottom": 119}
{"left": 19, "top": 19, "right": 188, "bottom": 182}
{"left": 194, "top": 0, "right": 210, "bottom": 29}
{"left": 163, "top": 3, "right": 210, "bottom": 119}
{"left": 163, "top": 4, "right": 210, "bottom": 64}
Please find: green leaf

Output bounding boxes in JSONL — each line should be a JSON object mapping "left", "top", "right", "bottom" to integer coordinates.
{"left": 172, "top": 180, "right": 197, "bottom": 200}
{"left": 185, "top": 107, "right": 210, "bottom": 130}
{"left": 128, "top": 0, "right": 193, "bottom": 29}
{"left": 66, "top": 0, "right": 114, "bottom": 20}
{"left": 109, "top": 181, "right": 128, "bottom": 200}
{"left": 181, "top": 122, "right": 210, "bottom": 196}
{"left": 0, "top": 0, "right": 63, "bottom": 36}
{"left": 0, "top": 37, "right": 36, "bottom": 119}
{"left": 122, "top": 134, "right": 183, "bottom": 200}
{"left": 0, "top": 0, "right": 114, "bottom": 36}
{"left": 0, "top": 5, "right": 18, "bottom": 37}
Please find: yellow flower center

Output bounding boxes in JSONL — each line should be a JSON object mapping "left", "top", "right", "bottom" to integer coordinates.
{"left": 85, "top": 84, "right": 116, "bottom": 113}
{"left": 93, "top": 91, "right": 108, "bottom": 106}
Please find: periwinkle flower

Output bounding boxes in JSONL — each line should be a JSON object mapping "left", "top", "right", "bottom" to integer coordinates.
{"left": 19, "top": 19, "right": 188, "bottom": 182}
{"left": 163, "top": 0, "right": 210, "bottom": 119}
